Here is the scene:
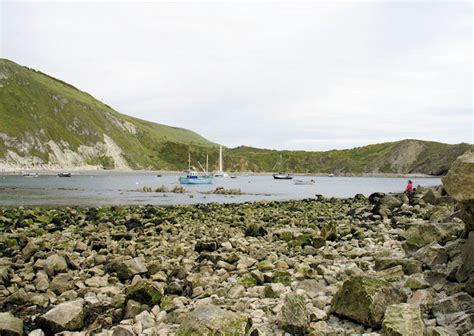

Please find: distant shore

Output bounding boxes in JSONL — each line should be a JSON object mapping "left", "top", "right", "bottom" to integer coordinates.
{"left": 0, "top": 168, "right": 438, "bottom": 178}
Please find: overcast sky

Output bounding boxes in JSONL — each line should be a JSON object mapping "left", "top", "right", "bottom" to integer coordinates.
{"left": 1, "top": 0, "right": 472, "bottom": 150}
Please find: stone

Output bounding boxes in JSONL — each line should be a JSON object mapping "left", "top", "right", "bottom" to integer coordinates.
{"left": 404, "top": 276, "right": 429, "bottom": 290}
{"left": 110, "top": 257, "right": 148, "bottom": 281}
{"left": 374, "top": 257, "right": 422, "bottom": 275}
{"left": 377, "top": 265, "right": 405, "bottom": 282}
{"left": 402, "top": 223, "right": 443, "bottom": 251}
{"left": 126, "top": 280, "right": 163, "bottom": 305}
{"left": 443, "top": 151, "right": 474, "bottom": 202}
{"left": 0, "top": 264, "right": 12, "bottom": 285}
{"left": 27, "top": 330, "right": 45, "bottom": 336}
{"left": 413, "top": 243, "right": 448, "bottom": 269}
{"left": 423, "top": 189, "right": 442, "bottom": 205}
{"left": 21, "top": 240, "right": 39, "bottom": 260}
{"left": 443, "top": 151, "right": 474, "bottom": 231}
{"left": 49, "top": 273, "right": 73, "bottom": 294}
{"left": 382, "top": 303, "right": 425, "bottom": 336}
{"left": 278, "top": 293, "right": 309, "bottom": 334}
{"left": 228, "top": 284, "right": 245, "bottom": 299}
{"left": 380, "top": 196, "right": 403, "bottom": 210}
{"left": 123, "top": 299, "right": 148, "bottom": 319}
{"left": 331, "top": 275, "right": 406, "bottom": 328}
{"left": 35, "top": 271, "right": 49, "bottom": 292}
{"left": 175, "top": 305, "right": 249, "bottom": 336}
{"left": 43, "top": 254, "right": 68, "bottom": 277}
{"left": 37, "top": 299, "right": 84, "bottom": 334}
{"left": 456, "top": 231, "right": 474, "bottom": 282}
{"left": 0, "top": 312, "right": 24, "bottom": 336}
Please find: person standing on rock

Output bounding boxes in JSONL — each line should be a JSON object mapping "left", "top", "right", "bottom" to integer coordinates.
{"left": 405, "top": 180, "right": 414, "bottom": 194}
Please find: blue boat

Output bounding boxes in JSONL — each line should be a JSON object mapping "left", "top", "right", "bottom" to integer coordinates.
{"left": 179, "top": 153, "right": 213, "bottom": 185}
{"left": 179, "top": 171, "right": 213, "bottom": 184}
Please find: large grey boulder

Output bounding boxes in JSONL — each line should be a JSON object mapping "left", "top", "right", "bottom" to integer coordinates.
{"left": 331, "top": 275, "right": 406, "bottom": 328}
{"left": 413, "top": 242, "right": 448, "bottom": 269}
{"left": 37, "top": 299, "right": 84, "bottom": 334}
{"left": 382, "top": 303, "right": 425, "bottom": 336}
{"left": 0, "top": 312, "right": 23, "bottom": 336}
{"left": 432, "top": 292, "right": 474, "bottom": 335}
{"left": 278, "top": 293, "right": 309, "bottom": 334}
{"left": 443, "top": 151, "right": 474, "bottom": 231}
{"left": 175, "top": 305, "right": 249, "bottom": 336}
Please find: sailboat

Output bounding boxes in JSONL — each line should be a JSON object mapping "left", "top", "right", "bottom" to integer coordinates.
{"left": 179, "top": 153, "right": 213, "bottom": 184}
{"left": 214, "top": 145, "right": 229, "bottom": 177}
{"left": 272, "top": 155, "right": 293, "bottom": 180}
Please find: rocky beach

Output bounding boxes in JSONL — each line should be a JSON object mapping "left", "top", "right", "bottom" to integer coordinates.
{"left": 0, "top": 153, "right": 473, "bottom": 336}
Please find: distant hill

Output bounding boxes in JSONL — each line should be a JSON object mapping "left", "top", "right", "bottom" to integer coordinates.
{"left": 225, "top": 140, "right": 472, "bottom": 176}
{"left": 0, "top": 59, "right": 471, "bottom": 174}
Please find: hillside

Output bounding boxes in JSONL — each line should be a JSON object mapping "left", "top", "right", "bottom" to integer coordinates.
{"left": 0, "top": 59, "right": 217, "bottom": 170}
{"left": 0, "top": 58, "right": 471, "bottom": 174}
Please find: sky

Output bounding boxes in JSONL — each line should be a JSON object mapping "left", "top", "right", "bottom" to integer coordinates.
{"left": 1, "top": 0, "right": 473, "bottom": 151}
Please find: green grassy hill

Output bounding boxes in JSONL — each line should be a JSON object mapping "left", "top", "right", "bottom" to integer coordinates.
{"left": 0, "top": 58, "right": 471, "bottom": 174}
{"left": 0, "top": 58, "right": 217, "bottom": 170}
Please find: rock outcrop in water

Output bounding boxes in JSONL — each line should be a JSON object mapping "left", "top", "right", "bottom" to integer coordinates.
{"left": 0, "top": 178, "right": 473, "bottom": 335}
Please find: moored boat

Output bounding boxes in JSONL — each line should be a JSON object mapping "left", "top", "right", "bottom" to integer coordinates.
{"left": 273, "top": 173, "right": 293, "bottom": 180}
{"left": 294, "top": 179, "right": 315, "bottom": 185}
{"left": 179, "top": 153, "right": 213, "bottom": 185}
{"left": 57, "top": 172, "right": 72, "bottom": 177}
{"left": 214, "top": 145, "right": 229, "bottom": 177}
{"left": 22, "top": 172, "right": 39, "bottom": 177}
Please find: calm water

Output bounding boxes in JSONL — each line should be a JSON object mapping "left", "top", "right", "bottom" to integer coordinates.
{"left": 0, "top": 174, "right": 441, "bottom": 207}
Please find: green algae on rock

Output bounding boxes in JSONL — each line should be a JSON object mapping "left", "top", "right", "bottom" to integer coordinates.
{"left": 175, "top": 305, "right": 249, "bottom": 336}
{"left": 331, "top": 275, "right": 406, "bottom": 327}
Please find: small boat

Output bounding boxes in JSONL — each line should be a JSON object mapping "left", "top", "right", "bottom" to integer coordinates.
{"left": 272, "top": 155, "right": 293, "bottom": 180}
{"left": 156, "top": 174, "right": 162, "bottom": 177}
{"left": 22, "top": 172, "right": 39, "bottom": 177}
{"left": 328, "top": 174, "right": 335, "bottom": 177}
{"left": 179, "top": 153, "right": 213, "bottom": 185}
{"left": 230, "top": 174, "right": 238, "bottom": 179}
{"left": 273, "top": 173, "right": 293, "bottom": 180}
{"left": 179, "top": 170, "right": 213, "bottom": 184}
{"left": 57, "top": 172, "right": 72, "bottom": 177}
{"left": 294, "top": 179, "right": 315, "bottom": 185}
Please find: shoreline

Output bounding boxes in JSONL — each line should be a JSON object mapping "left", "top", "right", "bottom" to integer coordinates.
{"left": 0, "top": 168, "right": 439, "bottom": 178}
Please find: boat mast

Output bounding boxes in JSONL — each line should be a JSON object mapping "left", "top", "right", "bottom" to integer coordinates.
{"left": 188, "top": 152, "right": 191, "bottom": 171}
{"left": 219, "top": 145, "right": 223, "bottom": 172}
{"left": 206, "top": 154, "right": 209, "bottom": 174}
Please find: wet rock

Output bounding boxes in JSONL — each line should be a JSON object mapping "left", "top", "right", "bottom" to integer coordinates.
{"left": 126, "top": 280, "right": 163, "bottom": 305}
{"left": 331, "top": 275, "right": 406, "bottom": 327}
{"left": 195, "top": 240, "right": 219, "bottom": 252}
{"left": 37, "top": 299, "right": 84, "bottom": 334}
{"left": 423, "top": 189, "right": 442, "bottom": 205}
{"left": 278, "top": 293, "right": 309, "bottom": 334}
{"left": 175, "top": 305, "right": 249, "bottom": 336}
{"left": 382, "top": 303, "right": 424, "bottom": 336}
{"left": 0, "top": 312, "right": 24, "bottom": 336}
{"left": 380, "top": 196, "right": 403, "bottom": 210}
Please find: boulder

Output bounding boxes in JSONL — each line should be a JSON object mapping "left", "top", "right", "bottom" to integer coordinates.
{"left": 374, "top": 257, "right": 422, "bottom": 275}
{"left": 126, "top": 279, "right": 163, "bottom": 305}
{"left": 402, "top": 223, "right": 443, "bottom": 251}
{"left": 456, "top": 231, "right": 474, "bottom": 282}
{"left": 413, "top": 243, "right": 448, "bottom": 269}
{"left": 331, "top": 275, "right": 406, "bottom": 327}
{"left": 175, "top": 305, "right": 249, "bottom": 336}
{"left": 278, "top": 293, "right": 309, "bottom": 334}
{"left": 423, "top": 189, "right": 442, "bottom": 205}
{"left": 443, "top": 151, "right": 474, "bottom": 231}
{"left": 0, "top": 312, "right": 23, "bottom": 336}
{"left": 382, "top": 303, "right": 425, "bottom": 336}
{"left": 380, "top": 196, "right": 403, "bottom": 210}
{"left": 109, "top": 257, "right": 148, "bottom": 281}
{"left": 37, "top": 299, "right": 84, "bottom": 334}
{"left": 21, "top": 239, "right": 39, "bottom": 260}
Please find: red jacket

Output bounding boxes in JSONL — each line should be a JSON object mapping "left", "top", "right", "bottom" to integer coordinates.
{"left": 405, "top": 182, "right": 413, "bottom": 193}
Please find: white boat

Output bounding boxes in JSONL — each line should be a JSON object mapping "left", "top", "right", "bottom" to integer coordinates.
{"left": 214, "top": 145, "right": 229, "bottom": 177}
{"left": 294, "top": 179, "right": 315, "bottom": 185}
{"left": 272, "top": 155, "right": 293, "bottom": 180}
{"left": 22, "top": 172, "right": 39, "bottom": 177}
